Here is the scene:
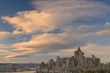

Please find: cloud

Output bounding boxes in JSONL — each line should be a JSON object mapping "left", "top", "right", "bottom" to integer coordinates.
{"left": 5, "top": 23, "right": 110, "bottom": 59}
{"left": 32, "top": 0, "right": 109, "bottom": 19}
{"left": 4, "top": 50, "right": 35, "bottom": 60}
{"left": 82, "top": 43, "right": 110, "bottom": 54}
{"left": 0, "top": 44, "right": 14, "bottom": 59}
{"left": 0, "top": 31, "right": 12, "bottom": 39}
{"left": 0, "top": 44, "right": 36, "bottom": 60}
{"left": 1, "top": 11, "right": 57, "bottom": 34}
{"left": 11, "top": 33, "right": 66, "bottom": 53}
{"left": 96, "top": 29, "right": 110, "bottom": 38}
{"left": 2, "top": 0, "right": 109, "bottom": 34}
{"left": 8, "top": 31, "right": 91, "bottom": 59}
{"left": 12, "top": 28, "right": 25, "bottom": 35}
{"left": 96, "top": 22, "right": 110, "bottom": 38}
{"left": 0, "top": 0, "right": 110, "bottom": 60}
{"left": 82, "top": 43, "right": 110, "bottom": 62}
{"left": 3, "top": 32, "right": 80, "bottom": 59}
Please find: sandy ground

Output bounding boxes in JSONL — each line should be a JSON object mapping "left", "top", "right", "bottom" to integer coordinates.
{"left": 14, "top": 71, "right": 35, "bottom": 73}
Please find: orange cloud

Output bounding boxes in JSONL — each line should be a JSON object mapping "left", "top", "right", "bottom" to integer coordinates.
{"left": 11, "top": 33, "right": 66, "bottom": 51}
{"left": 2, "top": 10, "right": 57, "bottom": 34}
{"left": 0, "top": 31, "right": 12, "bottom": 39}
{"left": 4, "top": 49, "right": 35, "bottom": 60}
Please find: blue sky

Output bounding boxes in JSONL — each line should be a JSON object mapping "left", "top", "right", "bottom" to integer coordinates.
{"left": 0, "top": 0, "right": 110, "bottom": 63}
{"left": 0, "top": 0, "right": 32, "bottom": 15}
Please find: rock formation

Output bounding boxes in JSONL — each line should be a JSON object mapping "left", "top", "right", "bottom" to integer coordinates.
{"left": 36, "top": 47, "right": 108, "bottom": 73}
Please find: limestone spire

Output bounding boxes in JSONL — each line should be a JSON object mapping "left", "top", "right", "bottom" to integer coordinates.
{"left": 78, "top": 47, "right": 81, "bottom": 51}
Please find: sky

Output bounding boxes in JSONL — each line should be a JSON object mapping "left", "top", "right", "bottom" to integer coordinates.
{"left": 0, "top": 0, "right": 110, "bottom": 63}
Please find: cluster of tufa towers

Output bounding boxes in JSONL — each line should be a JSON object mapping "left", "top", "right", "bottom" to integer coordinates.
{"left": 36, "top": 47, "right": 102, "bottom": 73}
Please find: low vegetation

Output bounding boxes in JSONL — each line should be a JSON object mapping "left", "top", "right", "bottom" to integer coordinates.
{"left": 82, "top": 68, "right": 110, "bottom": 73}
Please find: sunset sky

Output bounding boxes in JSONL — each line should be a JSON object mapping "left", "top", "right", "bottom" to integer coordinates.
{"left": 0, "top": 0, "right": 110, "bottom": 63}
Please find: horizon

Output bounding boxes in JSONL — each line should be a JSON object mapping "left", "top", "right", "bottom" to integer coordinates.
{"left": 0, "top": 0, "right": 110, "bottom": 63}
